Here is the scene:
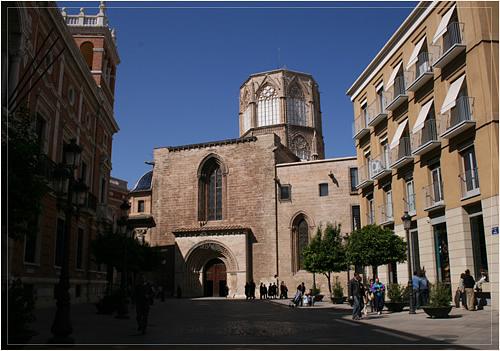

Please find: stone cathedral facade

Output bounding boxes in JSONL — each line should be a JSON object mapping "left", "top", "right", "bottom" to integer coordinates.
{"left": 129, "top": 69, "right": 359, "bottom": 298}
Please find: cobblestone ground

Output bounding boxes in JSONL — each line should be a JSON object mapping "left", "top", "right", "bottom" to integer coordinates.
{"left": 17, "top": 298, "right": 499, "bottom": 349}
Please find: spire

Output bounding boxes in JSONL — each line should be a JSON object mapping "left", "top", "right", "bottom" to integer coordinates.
{"left": 311, "top": 130, "right": 318, "bottom": 160}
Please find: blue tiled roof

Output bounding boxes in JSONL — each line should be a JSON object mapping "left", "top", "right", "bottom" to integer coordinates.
{"left": 131, "top": 170, "right": 152, "bottom": 192}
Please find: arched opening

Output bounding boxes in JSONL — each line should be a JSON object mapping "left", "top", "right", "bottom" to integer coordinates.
{"left": 203, "top": 258, "right": 227, "bottom": 297}
{"left": 198, "top": 156, "right": 225, "bottom": 221}
{"left": 256, "top": 84, "right": 280, "bottom": 126}
{"left": 79, "top": 41, "right": 94, "bottom": 69}
{"left": 290, "top": 135, "right": 311, "bottom": 161}
{"left": 287, "top": 84, "right": 307, "bottom": 126}
{"left": 291, "top": 214, "right": 310, "bottom": 273}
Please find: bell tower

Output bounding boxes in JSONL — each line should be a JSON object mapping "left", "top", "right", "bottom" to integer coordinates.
{"left": 239, "top": 69, "right": 325, "bottom": 161}
{"left": 62, "top": 1, "right": 120, "bottom": 106}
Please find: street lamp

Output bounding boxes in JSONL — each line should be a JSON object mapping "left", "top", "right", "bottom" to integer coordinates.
{"left": 402, "top": 211, "right": 416, "bottom": 315}
{"left": 116, "top": 200, "right": 131, "bottom": 319}
{"left": 50, "top": 139, "right": 86, "bottom": 343}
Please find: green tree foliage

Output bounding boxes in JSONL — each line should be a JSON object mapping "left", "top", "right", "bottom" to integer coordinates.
{"left": 346, "top": 224, "right": 407, "bottom": 277}
{"left": 302, "top": 224, "right": 347, "bottom": 295}
{"left": 3, "top": 107, "right": 48, "bottom": 240}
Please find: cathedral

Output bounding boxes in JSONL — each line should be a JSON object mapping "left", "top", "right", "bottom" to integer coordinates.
{"left": 129, "top": 69, "right": 359, "bottom": 297}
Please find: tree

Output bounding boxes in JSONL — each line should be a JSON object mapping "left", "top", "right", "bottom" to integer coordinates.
{"left": 302, "top": 224, "right": 347, "bottom": 295}
{"left": 346, "top": 224, "right": 407, "bottom": 278}
{"left": 3, "top": 107, "right": 49, "bottom": 240}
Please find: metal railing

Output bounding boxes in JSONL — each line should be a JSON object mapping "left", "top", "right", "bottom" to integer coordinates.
{"left": 390, "top": 137, "right": 412, "bottom": 165}
{"left": 406, "top": 52, "right": 434, "bottom": 86}
{"left": 460, "top": 168, "right": 480, "bottom": 198}
{"left": 443, "top": 22, "right": 465, "bottom": 52}
{"left": 367, "top": 98, "right": 387, "bottom": 125}
{"left": 378, "top": 203, "right": 394, "bottom": 223}
{"left": 423, "top": 181, "right": 444, "bottom": 209}
{"left": 439, "top": 96, "right": 474, "bottom": 135}
{"left": 357, "top": 164, "right": 373, "bottom": 187}
{"left": 353, "top": 112, "right": 369, "bottom": 138}
{"left": 411, "top": 119, "right": 439, "bottom": 150}
{"left": 370, "top": 153, "right": 391, "bottom": 178}
{"left": 388, "top": 76, "right": 407, "bottom": 101}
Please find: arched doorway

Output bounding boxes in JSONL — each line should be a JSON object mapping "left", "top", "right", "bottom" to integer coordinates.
{"left": 203, "top": 258, "right": 227, "bottom": 297}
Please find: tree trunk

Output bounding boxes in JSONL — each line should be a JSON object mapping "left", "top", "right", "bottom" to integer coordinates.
{"left": 325, "top": 272, "right": 332, "bottom": 295}
{"left": 372, "top": 265, "right": 378, "bottom": 279}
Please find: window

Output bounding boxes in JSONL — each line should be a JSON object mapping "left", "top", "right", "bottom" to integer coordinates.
{"left": 434, "top": 223, "right": 450, "bottom": 283}
{"left": 394, "top": 66, "right": 406, "bottom": 97}
{"left": 293, "top": 217, "right": 309, "bottom": 271}
{"left": 100, "top": 178, "right": 107, "bottom": 203}
{"left": 406, "top": 179, "right": 416, "bottom": 215}
{"left": 410, "top": 229, "right": 421, "bottom": 273}
{"left": 377, "top": 85, "right": 385, "bottom": 113}
{"left": 76, "top": 228, "right": 84, "bottom": 269}
{"left": 431, "top": 165, "right": 444, "bottom": 203}
{"left": 79, "top": 42, "right": 94, "bottom": 69}
{"left": 138, "top": 200, "right": 145, "bottom": 213}
{"left": 319, "top": 183, "right": 328, "bottom": 197}
{"left": 470, "top": 214, "right": 488, "bottom": 278}
{"left": 388, "top": 262, "right": 398, "bottom": 284}
{"left": 68, "top": 86, "right": 75, "bottom": 106}
{"left": 279, "top": 184, "right": 291, "bottom": 201}
{"left": 361, "top": 102, "right": 368, "bottom": 126}
{"left": 290, "top": 135, "right": 310, "bottom": 161}
{"left": 351, "top": 205, "right": 361, "bottom": 231}
{"left": 461, "top": 146, "right": 479, "bottom": 196}
{"left": 384, "top": 187, "right": 393, "bottom": 221}
{"left": 54, "top": 219, "right": 65, "bottom": 267}
{"left": 287, "top": 84, "right": 307, "bottom": 126}
{"left": 199, "top": 158, "right": 223, "bottom": 221}
{"left": 367, "top": 193, "right": 374, "bottom": 224}
{"left": 257, "top": 85, "right": 280, "bottom": 127}
{"left": 381, "top": 140, "right": 390, "bottom": 168}
{"left": 349, "top": 167, "right": 358, "bottom": 192}
{"left": 242, "top": 106, "right": 252, "bottom": 133}
{"left": 80, "top": 161, "right": 87, "bottom": 184}
{"left": 35, "top": 114, "right": 47, "bottom": 154}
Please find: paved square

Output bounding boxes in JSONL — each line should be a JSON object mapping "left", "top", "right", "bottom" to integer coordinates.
{"left": 22, "top": 298, "right": 498, "bottom": 349}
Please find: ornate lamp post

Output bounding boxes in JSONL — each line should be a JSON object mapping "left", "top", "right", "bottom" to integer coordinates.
{"left": 402, "top": 211, "right": 416, "bottom": 315}
{"left": 50, "top": 139, "right": 87, "bottom": 343}
{"left": 116, "top": 200, "right": 131, "bottom": 319}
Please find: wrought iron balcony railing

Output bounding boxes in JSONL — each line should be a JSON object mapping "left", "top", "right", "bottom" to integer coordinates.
{"left": 439, "top": 96, "right": 475, "bottom": 139}
{"left": 411, "top": 118, "right": 441, "bottom": 156}
{"left": 423, "top": 181, "right": 444, "bottom": 211}
{"left": 406, "top": 52, "right": 434, "bottom": 92}
{"left": 390, "top": 137, "right": 413, "bottom": 169}
{"left": 460, "top": 168, "right": 480, "bottom": 199}
{"left": 432, "top": 22, "right": 466, "bottom": 69}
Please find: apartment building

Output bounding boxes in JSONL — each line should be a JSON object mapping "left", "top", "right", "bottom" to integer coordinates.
{"left": 346, "top": 1, "right": 498, "bottom": 308}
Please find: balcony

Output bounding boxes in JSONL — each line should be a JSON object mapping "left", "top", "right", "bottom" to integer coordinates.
{"left": 432, "top": 22, "right": 466, "bottom": 69}
{"left": 353, "top": 112, "right": 370, "bottom": 140}
{"left": 460, "top": 168, "right": 480, "bottom": 200}
{"left": 411, "top": 119, "right": 441, "bottom": 156}
{"left": 423, "top": 182, "right": 445, "bottom": 211}
{"left": 370, "top": 154, "right": 392, "bottom": 180}
{"left": 367, "top": 98, "right": 388, "bottom": 127}
{"left": 378, "top": 203, "right": 394, "bottom": 225}
{"left": 366, "top": 212, "right": 375, "bottom": 225}
{"left": 404, "top": 193, "right": 417, "bottom": 216}
{"left": 385, "top": 76, "right": 408, "bottom": 111}
{"left": 439, "top": 96, "right": 475, "bottom": 139}
{"left": 390, "top": 137, "right": 413, "bottom": 169}
{"left": 406, "top": 52, "right": 434, "bottom": 92}
{"left": 356, "top": 164, "right": 374, "bottom": 189}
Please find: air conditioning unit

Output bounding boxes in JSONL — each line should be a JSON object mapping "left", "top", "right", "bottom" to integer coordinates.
{"left": 370, "top": 160, "right": 383, "bottom": 177}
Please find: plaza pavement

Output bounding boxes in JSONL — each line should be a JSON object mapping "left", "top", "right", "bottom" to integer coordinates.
{"left": 16, "top": 297, "right": 499, "bottom": 349}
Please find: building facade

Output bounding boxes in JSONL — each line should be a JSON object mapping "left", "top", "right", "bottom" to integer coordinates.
{"left": 4, "top": 2, "right": 120, "bottom": 306}
{"left": 346, "top": 1, "right": 498, "bottom": 308}
{"left": 129, "top": 69, "right": 358, "bottom": 297}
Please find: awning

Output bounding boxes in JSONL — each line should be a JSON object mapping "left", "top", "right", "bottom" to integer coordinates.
{"left": 389, "top": 119, "right": 409, "bottom": 149}
{"left": 376, "top": 81, "right": 384, "bottom": 91}
{"left": 360, "top": 98, "right": 368, "bottom": 107}
{"left": 387, "top": 62, "right": 403, "bottom": 88}
{"left": 432, "top": 5, "right": 456, "bottom": 44}
{"left": 412, "top": 99, "right": 434, "bottom": 133}
{"left": 440, "top": 75, "right": 466, "bottom": 114}
{"left": 406, "top": 37, "right": 427, "bottom": 69}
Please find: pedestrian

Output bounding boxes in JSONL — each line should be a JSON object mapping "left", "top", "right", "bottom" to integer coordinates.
{"left": 263, "top": 284, "right": 268, "bottom": 299}
{"left": 250, "top": 280, "right": 256, "bottom": 299}
{"left": 419, "top": 270, "right": 429, "bottom": 306}
{"left": 475, "top": 270, "right": 488, "bottom": 310}
{"left": 367, "top": 278, "right": 375, "bottom": 312}
{"left": 371, "top": 277, "right": 385, "bottom": 315}
{"left": 458, "top": 273, "right": 467, "bottom": 309}
{"left": 463, "top": 269, "right": 476, "bottom": 311}
{"left": 245, "top": 282, "right": 250, "bottom": 300}
{"left": 291, "top": 286, "right": 302, "bottom": 307}
{"left": 349, "top": 272, "right": 362, "bottom": 320}
{"left": 259, "top": 283, "right": 264, "bottom": 299}
{"left": 358, "top": 279, "right": 365, "bottom": 318}
{"left": 134, "top": 276, "right": 153, "bottom": 334}
{"left": 412, "top": 270, "right": 421, "bottom": 309}
{"left": 300, "top": 282, "right": 306, "bottom": 296}
{"left": 283, "top": 282, "right": 288, "bottom": 299}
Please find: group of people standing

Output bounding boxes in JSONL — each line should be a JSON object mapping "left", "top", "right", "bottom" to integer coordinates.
{"left": 412, "top": 270, "right": 430, "bottom": 309}
{"left": 244, "top": 281, "right": 289, "bottom": 300}
{"left": 349, "top": 273, "right": 386, "bottom": 320}
{"left": 456, "top": 269, "right": 488, "bottom": 311}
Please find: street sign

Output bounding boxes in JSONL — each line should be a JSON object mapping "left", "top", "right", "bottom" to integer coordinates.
{"left": 492, "top": 226, "right": 499, "bottom": 236}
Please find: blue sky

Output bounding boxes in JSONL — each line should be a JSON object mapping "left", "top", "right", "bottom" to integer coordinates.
{"left": 59, "top": 1, "right": 416, "bottom": 187}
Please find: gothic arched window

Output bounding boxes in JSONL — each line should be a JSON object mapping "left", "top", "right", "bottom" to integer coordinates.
{"left": 199, "top": 158, "right": 223, "bottom": 221}
{"left": 287, "top": 85, "right": 307, "bottom": 126}
{"left": 257, "top": 85, "right": 280, "bottom": 127}
{"left": 292, "top": 217, "right": 309, "bottom": 271}
{"left": 291, "top": 135, "right": 310, "bottom": 161}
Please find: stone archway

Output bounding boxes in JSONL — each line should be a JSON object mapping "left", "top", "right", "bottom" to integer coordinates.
{"left": 184, "top": 240, "right": 239, "bottom": 297}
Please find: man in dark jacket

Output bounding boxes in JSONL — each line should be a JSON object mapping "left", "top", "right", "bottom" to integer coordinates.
{"left": 349, "top": 272, "right": 362, "bottom": 320}
{"left": 463, "top": 269, "right": 476, "bottom": 311}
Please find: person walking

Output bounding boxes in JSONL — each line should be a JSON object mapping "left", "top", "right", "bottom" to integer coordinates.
{"left": 259, "top": 283, "right": 264, "bottom": 300}
{"left": 463, "top": 269, "right": 476, "bottom": 311}
{"left": 419, "top": 270, "right": 429, "bottom": 307}
{"left": 371, "top": 277, "right": 385, "bottom": 315}
{"left": 249, "top": 281, "right": 256, "bottom": 299}
{"left": 412, "top": 271, "right": 421, "bottom": 309}
{"left": 367, "top": 278, "right": 375, "bottom": 313}
{"left": 134, "top": 276, "right": 153, "bottom": 334}
{"left": 458, "top": 273, "right": 467, "bottom": 309}
{"left": 358, "top": 279, "right": 365, "bottom": 318}
{"left": 475, "top": 271, "right": 488, "bottom": 310}
{"left": 245, "top": 282, "right": 250, "bottom": 300}
{"left": 263, "top": 284, "right": 268, "bottom": 299}
{"left": 349, "top": 272, "right": 362, "bottom": 320}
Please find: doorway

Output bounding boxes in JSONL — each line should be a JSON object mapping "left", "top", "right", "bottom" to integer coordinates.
{"left": 203, "top": 258, "right": 227, "bottom": 297}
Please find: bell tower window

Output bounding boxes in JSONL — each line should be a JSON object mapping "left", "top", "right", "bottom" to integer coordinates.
{"left": 291, "top": 135, "right": 310, "bottom": 161}
{"left": 287, "top": 85, "right": 307, "bottom": 126}
{"left": 80, "top": 42, "right": 94, "bottom": 69}
{"left": 257, "top": 85, "right": 280, "bottom": 127}
{"left": 198, "top": 157, "right": 224, "bottom": 221}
